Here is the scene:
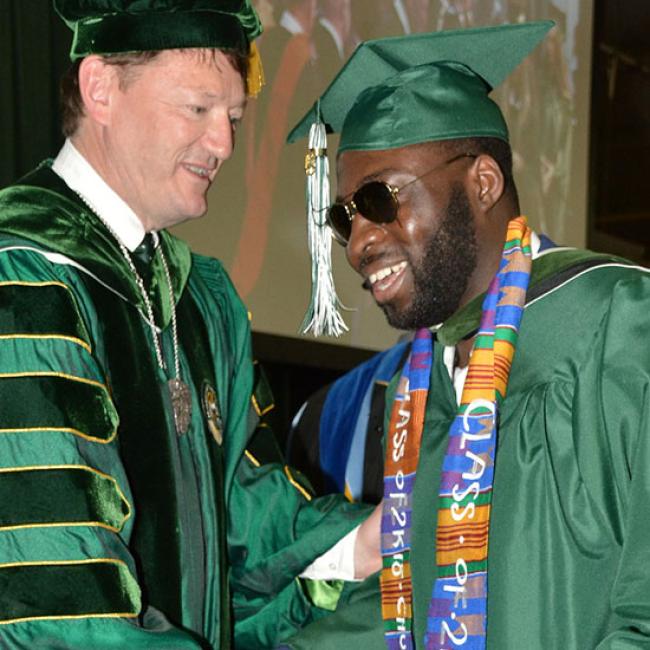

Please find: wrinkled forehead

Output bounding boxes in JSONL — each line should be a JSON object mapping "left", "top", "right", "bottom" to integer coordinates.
{"left": 152, "top": 47, "right": 247, "bottom": 81}
{"left": 135, "top": 48, "right": 246, "bottom": 87}
{"left": 109, "top": 48, "right": 247, "bottom": 114}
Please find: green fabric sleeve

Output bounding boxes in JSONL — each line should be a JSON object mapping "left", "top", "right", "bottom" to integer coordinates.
{"left": 191, "top": 255, "right": 372, "bottom": 649}
{"left": 0, "top": 247, "right": 202, "bottom": 648}
{"left": 281, "top": 575, "right": 384, "bottom": 649}
{"left": 283, "top": 265, "right": 650, "bottom": 649}
{"left": 229, "top": 453, "right": 370, "bottom": 649}
{"left": 590, "top": 274, "right": 650, "bottom": 647}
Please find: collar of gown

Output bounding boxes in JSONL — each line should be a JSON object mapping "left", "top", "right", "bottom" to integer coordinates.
{"left": 52, "top": 139, "right": 147, "bottom": 252}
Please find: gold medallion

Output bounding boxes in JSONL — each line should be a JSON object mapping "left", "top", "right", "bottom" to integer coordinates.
{"left": 202, "top": 383, "right": 223, "bottom": 445}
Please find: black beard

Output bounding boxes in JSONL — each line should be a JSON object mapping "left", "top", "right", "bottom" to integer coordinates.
{"left": 382, "top": 183, "right": 478, "bottom": 330}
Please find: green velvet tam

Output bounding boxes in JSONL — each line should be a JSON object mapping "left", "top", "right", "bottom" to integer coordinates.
{"left": 287, "top": 21, "right": 554, "bottom": 151}
{"left": 53, "top": 0, "right": 262, "bottom": 60}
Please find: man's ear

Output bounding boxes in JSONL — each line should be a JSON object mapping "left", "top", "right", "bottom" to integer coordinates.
{"left": 78, "top": 55, "right": 117, "bottom": 127}
{"left": 470, "top": 154, "right": 505, "bottom": 213}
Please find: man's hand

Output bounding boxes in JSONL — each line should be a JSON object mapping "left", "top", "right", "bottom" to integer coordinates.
{"left": 354, "top": 500, "right": 383, "bottom": 579}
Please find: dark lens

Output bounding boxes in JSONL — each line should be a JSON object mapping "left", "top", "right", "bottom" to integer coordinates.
{"left": 327, "top": 204, "right": 352, "bottom": 244}
{"left": 354, "top": 182, "right": 398, "bottom": 224}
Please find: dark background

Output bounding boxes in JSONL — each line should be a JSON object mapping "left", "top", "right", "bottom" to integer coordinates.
{"left": 589, "top": 0, "right": 650, "bottom": 264}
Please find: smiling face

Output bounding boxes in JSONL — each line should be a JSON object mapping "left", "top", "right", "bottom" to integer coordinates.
{"left": 89, "top": 49, "right": 246, "bottom": 231}
{"left": 340, "top": 142, "right": 480, "bottom": 329}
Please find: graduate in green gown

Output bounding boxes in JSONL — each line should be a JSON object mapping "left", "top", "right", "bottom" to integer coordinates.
{"left": 284, "top": 22, "right": 650, "bottom": 649}
{"left": 0, "top": 2, "right": 383, "bottom": 648}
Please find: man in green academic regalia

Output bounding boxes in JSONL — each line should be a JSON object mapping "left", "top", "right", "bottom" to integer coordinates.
{"left": 284, "top": 22, "right": 650, "bottom": 649}
{"left": 0, "top": 2, "right": 385, "bottom": 648}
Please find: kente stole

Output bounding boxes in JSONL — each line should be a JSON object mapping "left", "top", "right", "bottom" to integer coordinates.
{"left": 380, "top": 217, "right": 532, "bottom": 650}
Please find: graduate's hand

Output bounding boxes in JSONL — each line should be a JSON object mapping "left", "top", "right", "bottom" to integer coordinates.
{"left": 353, "top": 500, "right": 383, "bottom": 579}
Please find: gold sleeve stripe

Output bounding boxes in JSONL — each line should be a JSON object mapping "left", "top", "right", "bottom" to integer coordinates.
{"left": 0, "top": 426, "right": 117, "bottom": 445}
{"left": 251, "top": 393, "right": 275, "bottom": 417}
{"left": 0, "top": 281, "right": 72, "bottom": 289}
{"left": 0, "top": 557, "right": 130, "bottom": 570}
{"left": 0, "top": 611, "right": 138, "bottom": 626}
{"left": 0, "top": 372, "right": 108, "bottom": 392}
{"left": 283, "top": 466, "right": 313, "bottom": 502}
{"left": 343, "top": 483, "right": 355, "bottom": 503}
{"left": 0, "top": 520, "right": 125, "bottom": 534}
{"left": 244, "top": 449, "right": 261, "bottom": 467}
{"left": 0, "top": 333, "right": 91, "bottom": 354}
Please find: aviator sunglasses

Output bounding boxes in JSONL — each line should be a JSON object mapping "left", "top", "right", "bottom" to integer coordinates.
{"left": 327, "top": 152, "right": 477, "bottom": 245}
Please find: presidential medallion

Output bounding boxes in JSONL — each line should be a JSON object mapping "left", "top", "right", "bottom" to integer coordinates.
{"left": 169, "top": 378, "right": 191, "bottom": 435}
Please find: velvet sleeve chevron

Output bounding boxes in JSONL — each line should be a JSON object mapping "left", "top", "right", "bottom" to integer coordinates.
{"left": 0, "top": 247, "right": 201, "bottom": 648}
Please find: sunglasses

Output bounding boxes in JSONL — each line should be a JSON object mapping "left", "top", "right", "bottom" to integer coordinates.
{"left": 327, "top": 153, "right": 477, "bottom": 245}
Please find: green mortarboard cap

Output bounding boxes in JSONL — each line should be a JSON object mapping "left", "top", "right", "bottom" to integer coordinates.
{"left": 287, "top": 20, "right": 554, "bottom": 151}
{"left": 54, "top": 0, "right": 262, "bottom": 61}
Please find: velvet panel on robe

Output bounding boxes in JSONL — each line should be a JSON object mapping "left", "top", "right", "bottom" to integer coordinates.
{"left": 0, "top": 164, "right": 368, "bottom": 649}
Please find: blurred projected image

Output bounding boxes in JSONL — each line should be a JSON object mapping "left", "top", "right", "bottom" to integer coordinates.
{"left": 182, "top": 0, "right": 587, "bottom": 346}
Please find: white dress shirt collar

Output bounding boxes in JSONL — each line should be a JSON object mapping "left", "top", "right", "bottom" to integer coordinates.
{"left": 52, "top": 139, "right": 146, "bottom": 252}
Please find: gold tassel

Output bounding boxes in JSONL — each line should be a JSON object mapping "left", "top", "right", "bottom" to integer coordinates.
{"left": 247, "top": 42, "right": 265, "bottom": 98}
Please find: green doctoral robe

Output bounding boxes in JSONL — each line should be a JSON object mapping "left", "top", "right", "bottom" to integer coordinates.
{"left": 285, "top": 249, "right": 650, "bottom": 649}
{"left": 0, "top": 164, "right": 366, "bottom": 649}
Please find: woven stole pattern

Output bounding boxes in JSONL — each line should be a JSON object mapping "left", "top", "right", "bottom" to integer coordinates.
{"left": 379, "top": 217, "right": 532, "bottom": 650}
{"left": 381, "top": 328, "right": 433, "bottom": 650}
{"left": 425, "top": 217, "right": 532, "bottom": 649}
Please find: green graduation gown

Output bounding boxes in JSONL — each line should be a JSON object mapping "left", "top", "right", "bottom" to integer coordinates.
{"left": 285, "top": 249, "right": 650, "bottom": 648}
{"left": 0, "top": 164, "right": 365, "bottom": 649}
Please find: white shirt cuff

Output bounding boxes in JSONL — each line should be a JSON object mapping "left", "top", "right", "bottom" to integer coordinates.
{"left": 299, "top": 525, "right": 361, "bottom": 581}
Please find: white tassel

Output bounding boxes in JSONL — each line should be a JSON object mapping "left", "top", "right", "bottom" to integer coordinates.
{"left": 301, "top": 120, "right": 348, "bottom": 337}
